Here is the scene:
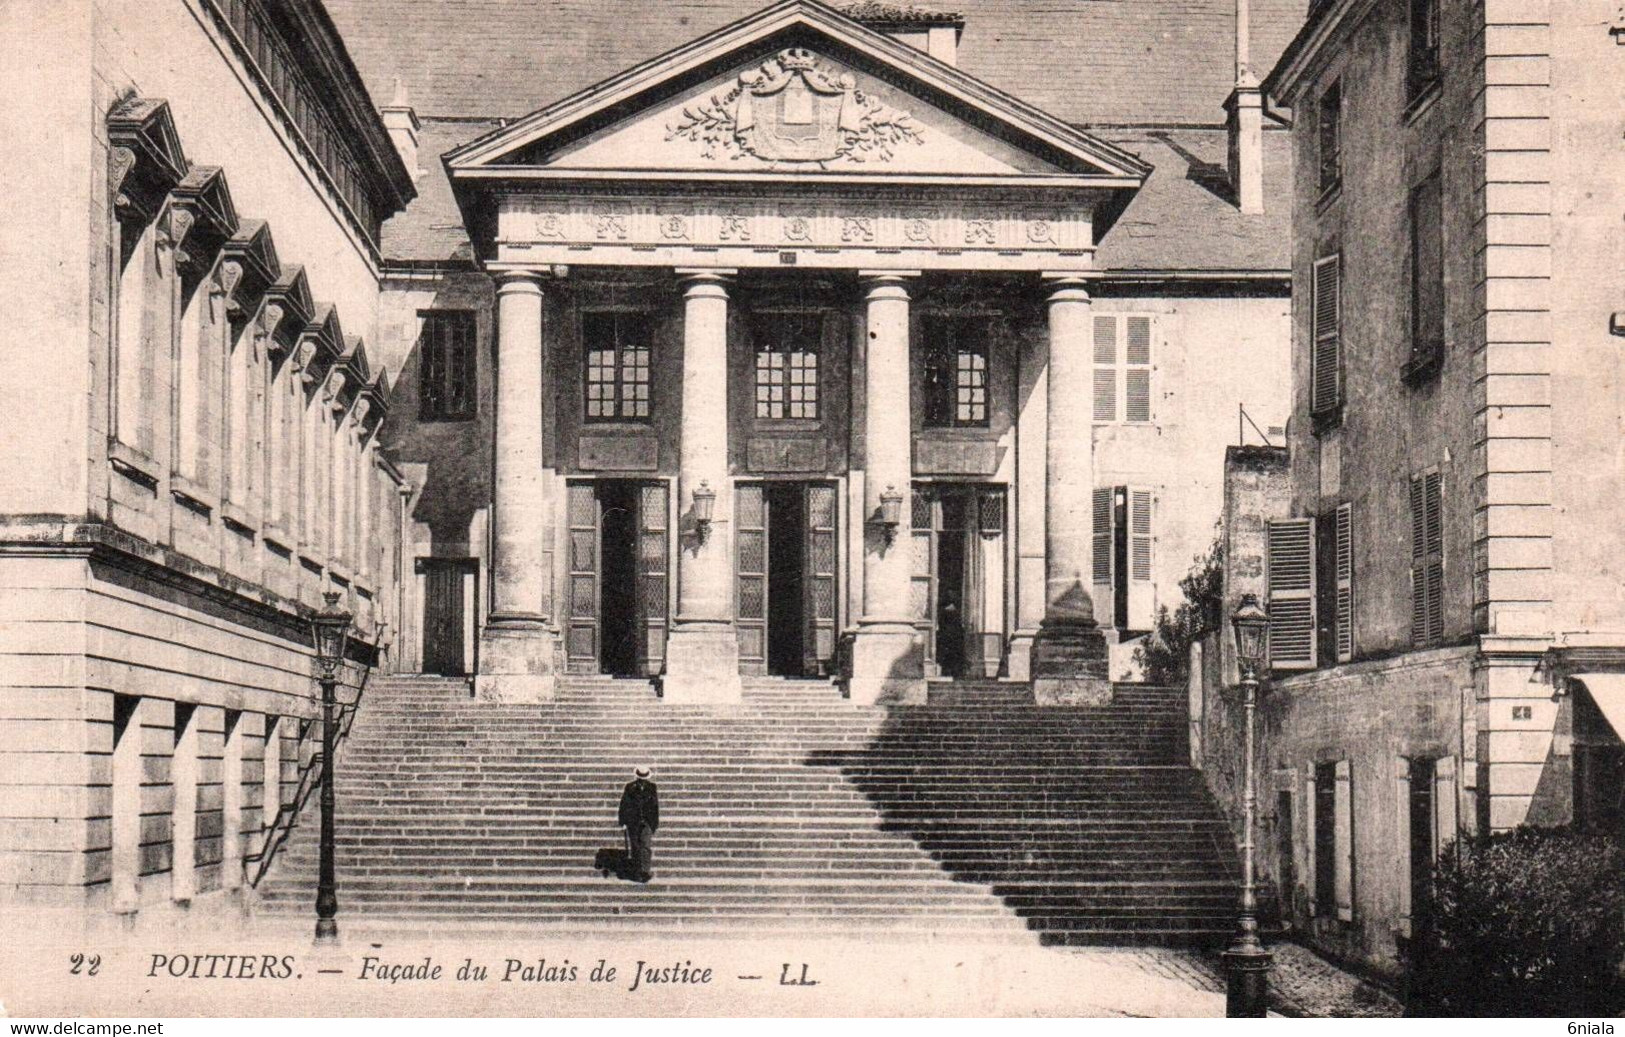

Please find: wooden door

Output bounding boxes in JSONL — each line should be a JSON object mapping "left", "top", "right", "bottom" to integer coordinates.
{"left": 735, "top": 483, "right": 767, "bottom": 673}
{"left": 421, "top": 562, "right": 466, "bottom": 676}
{"left": 636, "top": 482, "right": 669, "bottom": 676}
{"left": 909, "top": 487, "right": 938, "bottom": 674}
{"left": 566, "top": 482, "right": 600, "bottom": 673}
{"left": 803, "top": 483, "right": 837, "bottom": 675}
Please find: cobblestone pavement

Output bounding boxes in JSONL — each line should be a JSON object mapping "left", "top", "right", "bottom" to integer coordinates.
{"left": 1077, "top": 942, "right": 1404, "bottom": 1018}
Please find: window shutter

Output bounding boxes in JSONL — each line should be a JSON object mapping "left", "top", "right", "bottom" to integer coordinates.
{"left": 1335, "top": 502, "right": 1354, "bottom": 663}
{"left": 1266, "top": 519, "right": 1317, "bottom": 670}
{"left": 1394, "top": 757, "right": 1412, "bottom": 937}
{"left": 1125, "top": 316, "right": 1153, "bottom": 423}
{"left": 1410, "top": 472, "right": 1445, "bottom": 647}
{"left": 1311, "top": 255, "right": 1341, "bottom": 415}
{"left": 1127, "top": 487, "right": 1154, "bottom": 629}
{"left": 1091, "top": 487, "right": 1114, "bottom": 609}
{"left": 1093, "top": 370, "right": 1116, "bottom": 422}
{"left": 1334, "top": 758, "right": 1354, "bottom": 922}
{"left": 1433, "top": 755, "right": 1457, "bottom": 861}
{"left": 1092, "top": 316, "right": 1117, "bottom": 421}
{"left": 1303, "top": 767, "right": 1318, "bottom": 918}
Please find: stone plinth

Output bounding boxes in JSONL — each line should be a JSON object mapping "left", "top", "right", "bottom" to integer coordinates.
{"left": 474, "top": 616, "right": 559, "bottom": 702}
{"left": 662, "top": 621, "right": 744, "bottom": 704}
{"left": 847, "top": 621, "right": 925, "bottom": 705}
{"left": 1032, "top": 616, "right": 1111, "bottom": 705}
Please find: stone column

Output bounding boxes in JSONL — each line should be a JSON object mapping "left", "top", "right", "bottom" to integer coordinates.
{"left": 845, "top": 272, "right": 925, "bottom": 705}
{"left": 1032, "top": 276, "right": 1109, "bottom": 704}
{"left": 664, "top": 270, "right": 743, "bottom": 703}
{"left": 475, "top": 270, "right": 559, "bottom": 702}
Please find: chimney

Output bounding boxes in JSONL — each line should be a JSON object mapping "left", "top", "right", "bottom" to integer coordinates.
{"left": 1225, "top": 0, "right": 1265, "bottom": 214}
{"left": 379, "top": 77, "right": 423, "bottom": 182}
{"left": 842, "top": 3, "right": 965, "bottom": 66}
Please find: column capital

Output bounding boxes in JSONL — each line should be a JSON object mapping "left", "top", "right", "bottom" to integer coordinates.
{"left": 493, "top": 269, "right": 546, "bottom": 296}
{"left": 858, "top": 270, "right": 918, "bottom": 300}
{"left": 1041, "top": 273, "right": 1092, "bottom": 302}
{"left": 675, "top": 268, "right": 736, "bottom": 296}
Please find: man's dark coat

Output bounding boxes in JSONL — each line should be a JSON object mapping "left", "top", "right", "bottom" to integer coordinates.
{"left": 618, "top": 778, "right": 659, "bottom": 833}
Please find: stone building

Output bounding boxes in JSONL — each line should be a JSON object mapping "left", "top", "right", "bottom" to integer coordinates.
{"left": 0, "top": 0, "right": 414, "bottom": 917}
{"left": 333, "top": 0, "right": 1298, "bottom": 703}
{"left": 1207, "top": 0, "right": 1625, "bottom": 974}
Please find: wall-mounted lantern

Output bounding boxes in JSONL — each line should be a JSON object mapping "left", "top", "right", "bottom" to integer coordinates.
{"left": 692, "top": 480, "right": 716, "bottom": 543}
{"left": 877, "top": 484, "right": 904, "bottom": 545}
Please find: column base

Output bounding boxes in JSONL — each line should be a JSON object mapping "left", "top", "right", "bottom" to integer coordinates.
{"left": 474, "top": 613, "right": 559, "bottom": 703}
{"left": 1005, "top": 628, "right": 1038, "bottom": 683}
{"left": 662, "top": 621, "right": 743, "bottom": 704}
{"left": 843, "top": 620, "right": 925, "bottom": 706}
{"left": 1032, "top": 616, "right": 1110, "bottom": 706}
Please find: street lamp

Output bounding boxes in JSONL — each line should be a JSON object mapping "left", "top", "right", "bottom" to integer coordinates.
{"left": 876, "top": 484, "right": 904, "bottom": 545}
{"left": 311, "top": 591, "right": 352, "bottom": 943}
{"left": 691, "top": 480, "right": 716, "bottom": 543}
{"left": 1223, "top": 592, "right": 1273, "bottom": 1016}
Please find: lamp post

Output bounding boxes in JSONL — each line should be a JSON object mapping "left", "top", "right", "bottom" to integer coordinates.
{"left": 311, "top": 591, "right": 352, "bottom": 943}
{"left": 1223, "top": 592, "right": 1273, "bottom": 1016}
{"left": 691, "top": 480, "right": 716, "bottom": 544}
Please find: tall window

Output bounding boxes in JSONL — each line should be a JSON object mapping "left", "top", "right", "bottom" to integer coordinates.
{"left": 1408, "top": 0, "right": 1442, "bottom": 101}
{"left": 1313, "top": 762, "right": 1337, "bottom": 916}
{"left": 1317, "top": 81, "right": 1342, "bottom": 195}
{"left": 419, "top": 310, "right": 476, "bottom": 420}
{"left": 1314, "top": 503, "right": 1355, "bottom": 665}
{"left": 1310, "top": 254, "right": 1342, "bottom": 420}
{"left": 1410, "top": 469, "right": 1444, "bottom": 647}
{"left": 922, "top": 317, "right": 989, "bottom": 428}
{"left": 1407, "top": 172, "right": 1445, "bottom": 380}
{"left": 1090, "top": 486, "right": 1155, "bottom": 631}
{"left": 1091, "top": 314, "right": 1154, "bottom": 423}
{"left": 754, "top": 313, "right": 820, "bottom": 420}
{"left": 583, "top": 311, "right": 652, "bottom": 421}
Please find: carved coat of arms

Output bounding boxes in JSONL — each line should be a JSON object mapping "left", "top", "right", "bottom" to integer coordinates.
{"left": 666, "top": 48, "right": 924, "bottom": 164}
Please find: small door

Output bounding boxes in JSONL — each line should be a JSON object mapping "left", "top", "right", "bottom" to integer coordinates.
{"left": 803, "top": 484, "right": 838, "bottom": 675}
{"left": 566, "top": 483, "right": 600, "bottom": 673}
{"left": 421, "top": 561, "right": 468, "bottom": 676}
{"left": 736, "top": 483, "right": 767, "bottom": 672}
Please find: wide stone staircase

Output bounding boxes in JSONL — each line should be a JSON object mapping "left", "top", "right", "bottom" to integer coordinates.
{"left": 254, "top": 673, "right": 1240, "bottom": 944}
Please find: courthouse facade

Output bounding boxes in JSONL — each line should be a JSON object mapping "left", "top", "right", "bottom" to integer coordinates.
{"left": 355, "top": 0, "right": 1297, "bottom": 705}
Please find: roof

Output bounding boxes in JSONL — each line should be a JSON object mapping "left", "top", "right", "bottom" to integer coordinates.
{"left": 380, "top": 118, "right": 1291, "bottom": 274}
{"left": 324, "top": 0, "right": 1309, "bottom": 127}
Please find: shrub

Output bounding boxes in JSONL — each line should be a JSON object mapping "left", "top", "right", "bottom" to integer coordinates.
{"left": 1408, "top": 825, "right": 1625, "bottom": 1016}
{"left": 1134, "top": 535, "right": 1223, "bottom": 685}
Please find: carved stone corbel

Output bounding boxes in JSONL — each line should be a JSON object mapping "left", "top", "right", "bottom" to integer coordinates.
{"left": 156, "top": 204, "right": 196, "bottom": 266}
{"left": 349, "top": 397, "right": 372, "bottom": 429}
{"left": 210, "top": 258, "right": 244, "bottom": 323}
{"left": 257, "top": 301, "right": 287, "bottom": 356}
{"left": 109, "top": 146, "right": 138, "bottom": 215}
{"left": 294, "top": 340, "right": 320, "bottom": 385}
{"left": 323, "top": 368, "right": 348, "bottom": 412}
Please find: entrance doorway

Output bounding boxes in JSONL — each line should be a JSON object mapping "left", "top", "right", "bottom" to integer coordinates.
{"left": 735, "top": 481, "right": 837, "bottom": 677}
{"left": 419, "top": 559, "right": 476, "bottom": 676}
{"left": 911, "top": 484, "right": 1006, "bottom": 678}
{"left": 564, "top": 479, "right": 669, "bottom": 676}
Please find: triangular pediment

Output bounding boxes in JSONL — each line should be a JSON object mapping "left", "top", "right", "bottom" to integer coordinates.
{"left": 446, "top": 0, "right": 1147, "bottom": 185}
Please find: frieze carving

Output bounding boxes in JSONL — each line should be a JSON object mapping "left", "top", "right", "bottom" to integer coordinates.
{"left": 659, "top": 214, "right": 691, "bottom": 240}
{"left": 840, "top": 215, "right": 874, "bottom": 243}
{"left": 719, "top": 213, "right": 751, "bottom": 241}
{"left": 537, "top": 213, "right": 566, "bottom": 239}
{"left": 964, "top": 218, "right": 996, "bottom": 245}
{"left": 904, "top": 211, "right": 937, "bottom": 244}
{"left": 592, "top": 212, "right": 628, "bottom": 241}
{"left": 666, "top": 48, "right": 923, "bottom": 164}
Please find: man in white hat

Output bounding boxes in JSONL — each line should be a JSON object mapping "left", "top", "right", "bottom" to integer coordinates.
{"left": 618, "top": 765, "right": 659, "bottom": 883}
